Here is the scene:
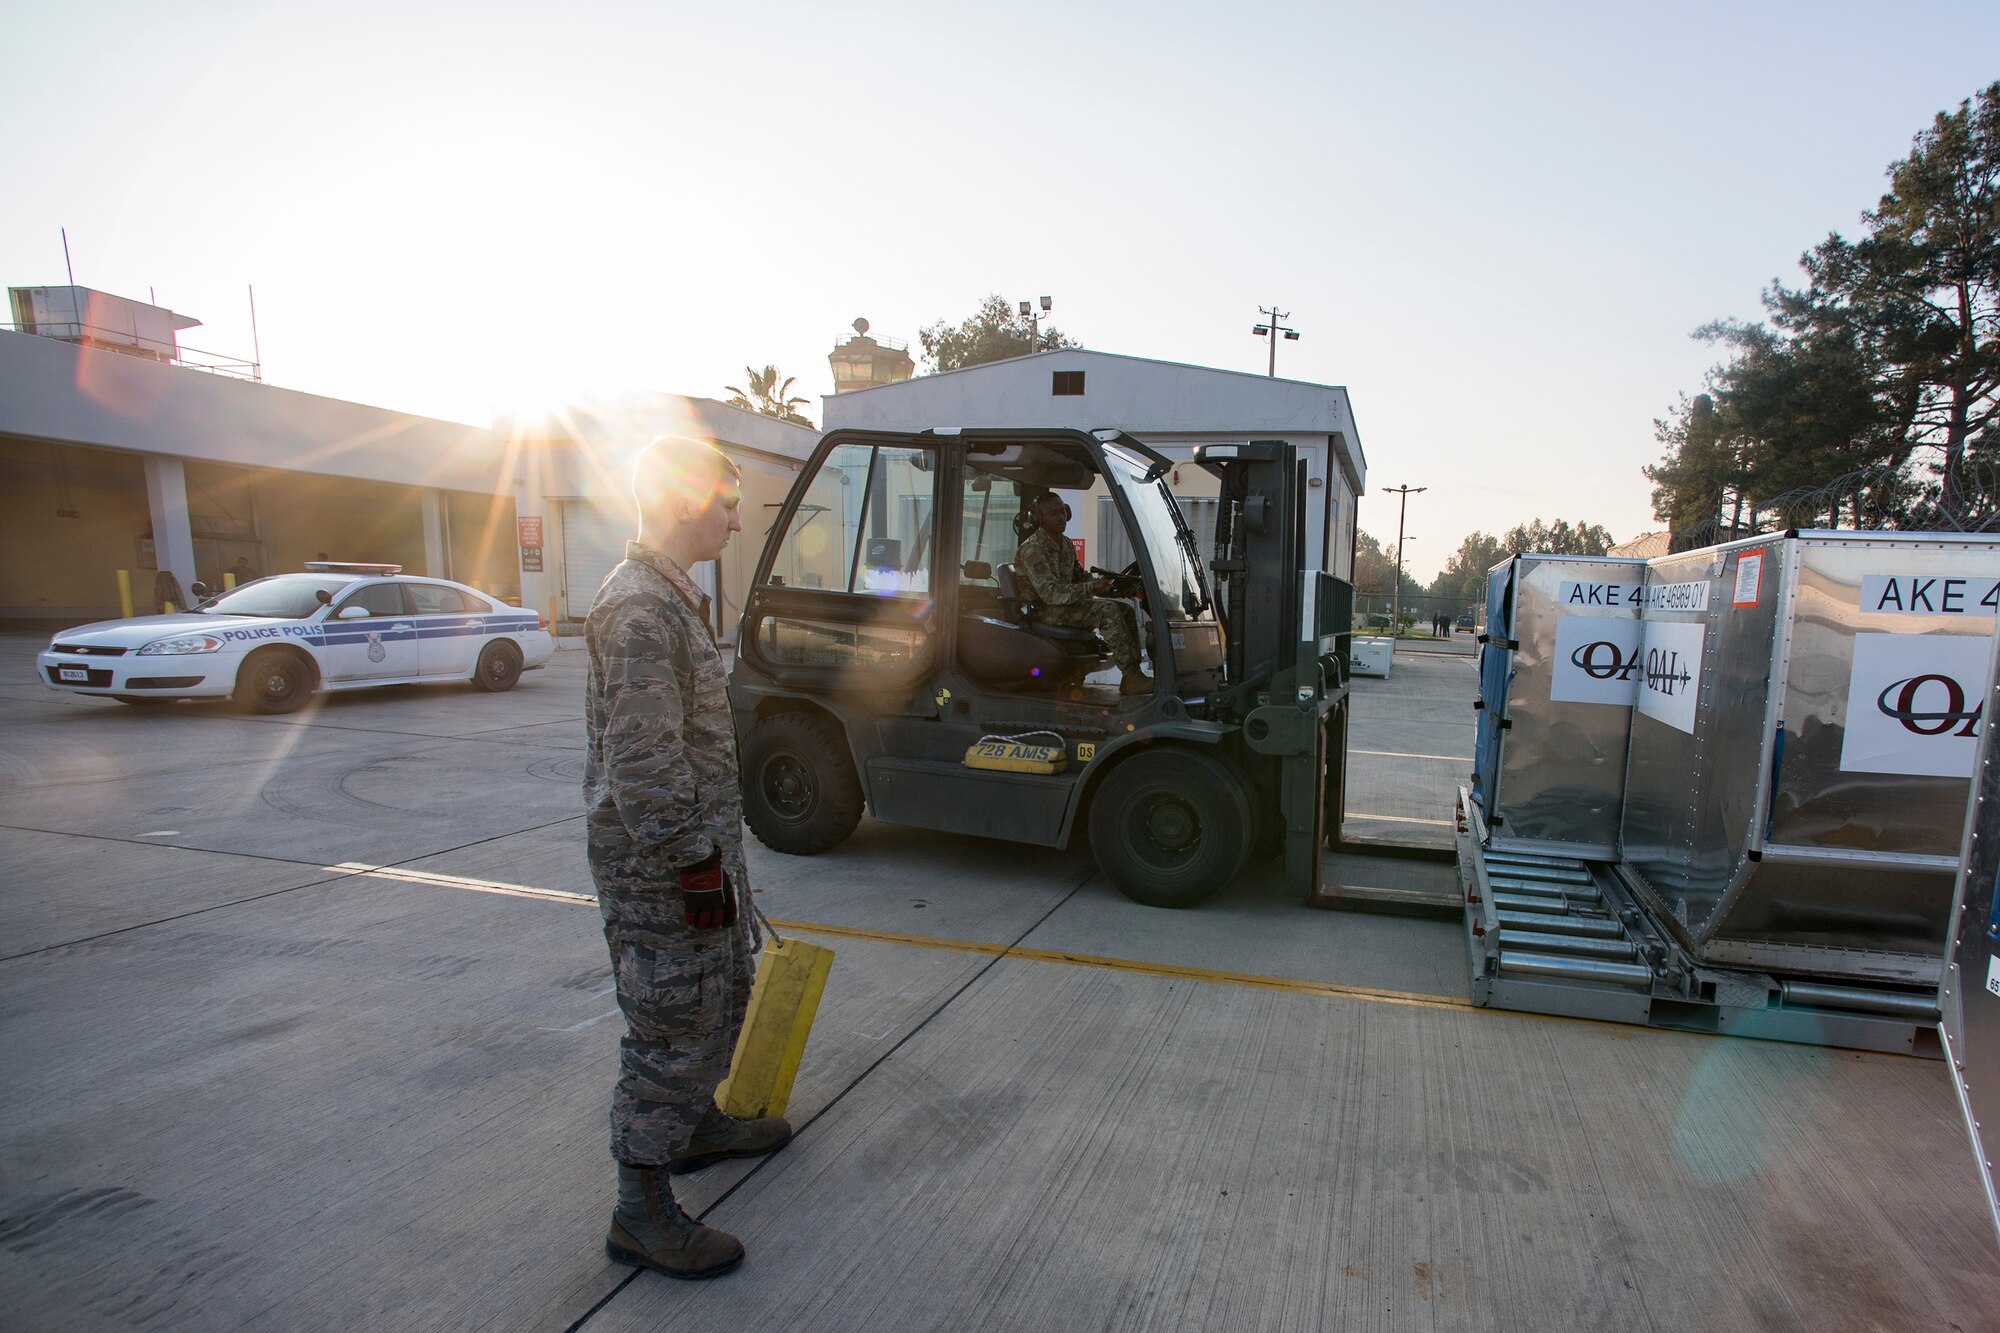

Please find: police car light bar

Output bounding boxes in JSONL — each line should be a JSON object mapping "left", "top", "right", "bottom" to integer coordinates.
{"left": 303, "top": 562, "right": 404, "bottom": 575}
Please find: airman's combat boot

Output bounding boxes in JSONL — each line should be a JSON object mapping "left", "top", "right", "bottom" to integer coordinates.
{"left": 605, "top": 1163, "right": 743, "bottom": 1280}
{"left": 666, "top": 1104, "right": 794, "bottom": 1174}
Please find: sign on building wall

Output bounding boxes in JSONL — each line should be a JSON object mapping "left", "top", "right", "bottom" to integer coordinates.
{"left": 517, "top": 516, "right": 545, "bottom": 550}
{"left": 521, "top": 548, "right": 544, "bottom": 573}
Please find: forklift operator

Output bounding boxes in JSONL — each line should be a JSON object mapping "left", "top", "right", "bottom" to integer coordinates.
{"left": 1014, "top": 491, "right": 1154, "bottom": 696}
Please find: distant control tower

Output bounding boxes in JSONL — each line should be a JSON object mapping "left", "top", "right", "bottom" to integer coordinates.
{"left": 828, "top": 317, "right": 914, "bottom": 393}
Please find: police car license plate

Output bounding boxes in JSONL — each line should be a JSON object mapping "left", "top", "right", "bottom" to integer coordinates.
{"left": 59, "top": 667, "right": 89, "bottom": 682}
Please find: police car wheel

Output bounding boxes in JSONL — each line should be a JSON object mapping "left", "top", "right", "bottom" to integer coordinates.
{"left": 742, "top": 712, "right": 863, "bottom": 855}
{"left": 473, "top": 642, "right": 523, "bottom": 692}
{"left": 1088, "top": 748, "right": 1251, "bottom": 909}
{"left": 237, "top": 650, "right": 313, "bottom": 715}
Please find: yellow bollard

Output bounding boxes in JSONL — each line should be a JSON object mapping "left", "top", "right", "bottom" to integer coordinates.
{"left": 548, "top": 595, "right": 557, "bottom": 629}
{"left": 163, "top": 601, "right": 177, "bottom": 614}
{"left": 715, "top": 933, "right": 835, "bottom": 1121}
{"left": 116, "top": 569, "right": 133, "bottom": 619}
{"left": 223, "top": 572, "right": 237, "bottom": 591}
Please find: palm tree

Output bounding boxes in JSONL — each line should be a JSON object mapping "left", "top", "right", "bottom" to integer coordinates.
{"left": 724, "top": 365, "right": 813, "bottom": 426}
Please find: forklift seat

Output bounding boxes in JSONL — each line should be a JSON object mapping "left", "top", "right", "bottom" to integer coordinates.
{"left": 958, "top": 564, "right": 1110, "bottom": 690}
{"left": 994, "top": 564, "right": 1103, "bottom": 647}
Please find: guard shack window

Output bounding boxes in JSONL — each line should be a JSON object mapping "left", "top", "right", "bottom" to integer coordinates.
{"left": 1052, "top": 371, "right": 1085, "bottom": 396}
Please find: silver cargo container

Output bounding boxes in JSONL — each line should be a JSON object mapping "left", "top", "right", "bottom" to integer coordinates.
{"left": 1942, "top": 622, "right": 2000, "bottom": 1244}
{"left": 1621, "top": 531, "right": 2000, "bottom": 987}
{"left": 1472, "top": 554, "right": 1647, "bottom": 858}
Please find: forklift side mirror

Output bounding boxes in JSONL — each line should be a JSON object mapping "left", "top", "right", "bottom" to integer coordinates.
{"left": 962, "top": 560, "right": 992, "bottom": 580}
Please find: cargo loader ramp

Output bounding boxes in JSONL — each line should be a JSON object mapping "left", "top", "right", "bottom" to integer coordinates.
{"left": 1455, "top": 787, "right": 1943, "bottom": 1057}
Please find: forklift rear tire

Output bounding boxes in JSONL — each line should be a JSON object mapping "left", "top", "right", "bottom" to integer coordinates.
{"left": 742, "top": 712, "right": 864, "bottom": 855}
{"left": 1088, "top": 748, "right": 1252, "bottom": 908}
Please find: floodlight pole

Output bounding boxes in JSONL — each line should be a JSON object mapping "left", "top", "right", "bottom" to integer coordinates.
{"left": 1255, "top": 304, "right": 1297, "bottom": 376}
{"left": 1020, "top": 295, "right": 1052, "bottom": 354}
{"left": 1384, "top": 484, "right": 1426, "bottom": 634}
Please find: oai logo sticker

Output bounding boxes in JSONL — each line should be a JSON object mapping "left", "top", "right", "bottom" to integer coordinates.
{"left": 1839, "top": 632, "right": 1993, "bottom": 778}
{"left": 1550, "top": 616, "right": 1643, "bottom": 707}
{"left": 1635, "top": 620, "right": 1704, "bottom": 734}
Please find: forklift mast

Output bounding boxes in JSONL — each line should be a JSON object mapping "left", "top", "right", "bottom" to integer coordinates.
{"left": 1197, "top": 440, "right": 1348, "bottom": 899}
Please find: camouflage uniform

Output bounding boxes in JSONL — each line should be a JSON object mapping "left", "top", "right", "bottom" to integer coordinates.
{"left": 584, "top": 542, "right": 758, "bottom": 1168}
{"left": 1013, "top": 527, "right": 1144, "bottom": 672}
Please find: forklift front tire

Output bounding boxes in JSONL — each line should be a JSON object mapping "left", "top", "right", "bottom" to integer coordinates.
{"left": 1088, "top": 748, "right": 1252, "bottom": 909}
{"left": 742, "top": 712, "right": 864, "bottom": 855}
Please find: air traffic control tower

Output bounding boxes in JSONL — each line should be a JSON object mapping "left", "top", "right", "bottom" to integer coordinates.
{"left": 827, "top": 317, "right": 914, "bottom": 394}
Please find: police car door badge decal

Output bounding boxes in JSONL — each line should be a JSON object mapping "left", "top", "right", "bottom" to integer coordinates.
{"left": 1840, "top": 632, "right": 1990, "bottom": 777}
{"left": 1551, "top": 616, "right": 1642, "bottom": 706}
{"left": 1636, "top": 619, "right": 1704, "bottom": 733}
{"left": 366, "top": 631, "right": 386, "bottom": 663}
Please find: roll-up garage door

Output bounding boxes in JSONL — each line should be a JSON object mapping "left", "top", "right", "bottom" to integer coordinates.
{"left": 559, "top": 498, "right": 718, "bottom": 629}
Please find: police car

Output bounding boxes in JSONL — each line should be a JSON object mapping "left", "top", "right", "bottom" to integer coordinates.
{"left": 37, "top": 563, "right": 556, "bottom": 714}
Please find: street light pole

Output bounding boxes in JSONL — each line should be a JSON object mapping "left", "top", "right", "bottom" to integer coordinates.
{"left": 1383, "top": 484, "right": 1426, "bottom": 634}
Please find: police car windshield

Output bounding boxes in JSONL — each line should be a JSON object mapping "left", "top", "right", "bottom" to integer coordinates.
{"left": 196, "top": 574, "right": 357, "bottom": 619}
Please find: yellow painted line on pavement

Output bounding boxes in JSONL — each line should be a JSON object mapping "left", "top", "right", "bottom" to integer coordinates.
{"left": 326, "top": 862, "right": 1470, "bottom": 1015}
{"left": 1351, "top": 749, "right": 1466, "bottom": 762}
{"left": 329, "top": 861, "right": 596, "bottom": 904}
{"left": 765, "top": 917, "right": 1471, "bottom": 1014}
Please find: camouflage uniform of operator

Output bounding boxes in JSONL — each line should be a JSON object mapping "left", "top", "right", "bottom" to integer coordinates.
{"left": 1014, "top": 491, "right": 1153, "bottom": 695}
{"left": 584, "top": 435, "right": 791, "bottom": 1282}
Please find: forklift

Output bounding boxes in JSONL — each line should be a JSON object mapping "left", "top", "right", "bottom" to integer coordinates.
{"left": 728, "top": 427, "right": 1352, "bottom": 907}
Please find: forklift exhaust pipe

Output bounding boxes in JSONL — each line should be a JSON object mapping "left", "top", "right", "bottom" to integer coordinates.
{"left": 1777, "top": 980, "right": 1940, "bottom": 1021}
{"left": 1499, "top": 950, "right": 1653, "bottom": 988}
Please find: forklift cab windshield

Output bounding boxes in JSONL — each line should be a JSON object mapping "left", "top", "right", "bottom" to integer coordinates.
{"left": 1100, "top": 442, "right": 1210, "bottom": 618}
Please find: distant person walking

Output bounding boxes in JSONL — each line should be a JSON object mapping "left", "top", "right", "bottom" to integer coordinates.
{"left": 583, "top": 436, "right": 790, "bottom": 1281}
{"left": 229, "top": 556, "right": 259, "bottom": 585}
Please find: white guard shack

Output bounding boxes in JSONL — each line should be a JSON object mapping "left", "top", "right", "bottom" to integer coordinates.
{"left": 819, "top": 349, "right": 1367, "bottom": 583}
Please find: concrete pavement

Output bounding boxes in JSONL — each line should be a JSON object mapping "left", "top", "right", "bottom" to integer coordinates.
{"left": 2, "top": 631, "right": 1994, "bottom": 1331}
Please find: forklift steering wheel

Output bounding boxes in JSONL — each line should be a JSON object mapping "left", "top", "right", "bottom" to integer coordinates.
{"left": 1089, "top": 562, "right": 1144, "bottom": 597}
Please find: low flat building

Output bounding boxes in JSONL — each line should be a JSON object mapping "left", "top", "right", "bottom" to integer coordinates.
{"left": 0, "top": 287, "right": 817, "bottom": 641}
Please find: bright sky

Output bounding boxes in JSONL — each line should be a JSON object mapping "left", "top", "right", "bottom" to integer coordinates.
{"left": 4, "top": 2, "right": 1995, "bottom": 581}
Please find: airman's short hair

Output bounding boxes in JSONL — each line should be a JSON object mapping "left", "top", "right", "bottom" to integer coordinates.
{"left": 631, "top": 436, "right": 741, "bottom": 517}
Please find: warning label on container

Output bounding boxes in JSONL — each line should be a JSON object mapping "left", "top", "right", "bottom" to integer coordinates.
{"left": 1636, "top": 620, "right": 1704, "bottom": 733}
{"left": 1642, "top": 581, "right": 1712, "bottom": 613}
{"left": 1732, "top": 553, "right": 1763, "bottom": 607}
{"left": 1551, "top": 616, "right": 1642, "bottom": 706}
{"left": 1839, "top": 632, "right": 1991, "bottom": 778}
{"left": 1859, "top": 575, "right": 2000, "bottom": 617}
{"left": 1557, "top": 581, "right": 1644, "bottom": 609}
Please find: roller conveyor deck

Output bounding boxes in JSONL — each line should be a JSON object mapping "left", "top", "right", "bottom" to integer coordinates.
{"left": 1454, "top": 788, "right": 1943, "bottom": 1057}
